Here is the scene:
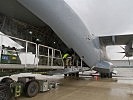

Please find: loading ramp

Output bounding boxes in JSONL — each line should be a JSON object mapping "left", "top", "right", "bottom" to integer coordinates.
{"left": 47, "top": 66, "right": 90, "bottom": 75}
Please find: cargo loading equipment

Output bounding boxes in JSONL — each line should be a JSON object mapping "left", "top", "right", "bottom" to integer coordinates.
{"left": 0, "top": 33, "right": 89, "bottom": 74}
{"left": 0, "top": 76, "right": 58, "bottom": 99}
{"left": 0, "top": 33, "right": 64, "bottom": 74}
{"left": 0, "top": 34, "right": 89, "bottom": 99}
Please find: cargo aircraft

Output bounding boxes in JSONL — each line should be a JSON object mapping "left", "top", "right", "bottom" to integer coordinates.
{"left": 0, "top": 0, "right": 133, "bottom": 78}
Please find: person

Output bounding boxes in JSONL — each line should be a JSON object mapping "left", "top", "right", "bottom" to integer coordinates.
{"left": 71, "top": 53, "right": 77, "bottom": 66}
{"left": 63, "top": 48, "right": 75, "bottom": 67}
{"left": 63, "top": 53, "right": 70, "bottom": 68}
{"left": 63, "top": 53, "right": 69, "bottom": 60}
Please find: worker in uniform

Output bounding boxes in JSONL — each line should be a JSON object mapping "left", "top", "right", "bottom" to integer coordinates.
{"left": 63, "top": 53, "right": 70, "bottom": 77}
{"left": 63, "top": 53, "right": 70, "bottom": 68}
{"left": 63, "top": 48, "right": 76, "bottom": 67}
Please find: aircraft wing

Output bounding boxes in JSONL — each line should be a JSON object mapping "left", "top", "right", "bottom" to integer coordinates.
{"left": 99, "top": 34, "right": 133, "bottom": 46}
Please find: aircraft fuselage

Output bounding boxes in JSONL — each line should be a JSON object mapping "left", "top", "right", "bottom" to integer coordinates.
{"left": 18, "top": 0, "right": 113, "bottom": 73}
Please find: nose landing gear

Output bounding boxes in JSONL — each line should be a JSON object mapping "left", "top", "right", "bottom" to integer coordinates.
{"left": 100, "top": 72, "right": 112, "bottom": 78}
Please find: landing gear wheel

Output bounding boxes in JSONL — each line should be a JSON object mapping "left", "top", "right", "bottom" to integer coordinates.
{"left": 69, "top": 74, "right": 72, "bottom": 76}
{"left": 75, "top": 73, "right": 79, "bottom": 77}
{"left": 64, "top": 74, "right": 67, "bottom": 76}
{"left": 100, "top": 73, "right": 112, "bottom": 78}
{"left": 71, "top": 73, "right": 75, "bottom": 76}
{"left": 100, "top": 73, "right": 104, "bottom": 78}
{"left": 108, "top": 72, "right": 112, "bottom": 78}
{"left": 25, "top": 80, "right": 39, "bottom": 97}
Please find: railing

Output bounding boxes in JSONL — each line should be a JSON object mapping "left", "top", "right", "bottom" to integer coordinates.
{"left": 0, "top": 33, "right": 64, "bottom": 69}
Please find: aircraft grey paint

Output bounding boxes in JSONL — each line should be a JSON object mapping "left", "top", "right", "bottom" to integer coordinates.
{"left": 18, "top": 0, "right": 113, "bottom": 73}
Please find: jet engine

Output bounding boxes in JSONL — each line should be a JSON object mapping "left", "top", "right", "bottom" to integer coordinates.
{"left": 118, "top": 40, "right": 133, "bottom": 65}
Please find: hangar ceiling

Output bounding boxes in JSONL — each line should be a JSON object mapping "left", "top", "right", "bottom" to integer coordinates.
{"left": 0, "top": 0, "right": 70, "bottom": 53}
{"left": 0, "top": 0, "right": 46, "bottom": 27}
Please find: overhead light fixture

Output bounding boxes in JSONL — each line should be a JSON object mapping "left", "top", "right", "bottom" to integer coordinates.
{"left": 29, "top": 31, "right": 32, "bottom": 34}
{"left": 36, "top": 38, "right": 40, "bottom": 41}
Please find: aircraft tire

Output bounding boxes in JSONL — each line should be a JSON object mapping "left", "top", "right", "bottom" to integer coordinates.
{"left": 108, "top": 72, "right": 112, "bottom": 78}
{"left": 71, "top": 73, "right": 75, "bottom": 76}
{"left": 75, "top": 73, "right": 79, "bottom": 77}
{"left": 100, "top": 73, "right": 104, "bottom": 78}
{"left": 25, "top": 80, "right": 39, "bottom": 97}
{"left": 64, "top": 74, "right": 67, "bottom": 76}
{"left": 69, "top": 74, "right": 72, "bottom": 76}
{"left": 100, "top": 73, "right": 112, "bottom": 78}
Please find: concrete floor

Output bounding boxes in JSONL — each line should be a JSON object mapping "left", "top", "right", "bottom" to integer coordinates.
{"left": 19, "top": 68, "right": 133, "bottom": 100}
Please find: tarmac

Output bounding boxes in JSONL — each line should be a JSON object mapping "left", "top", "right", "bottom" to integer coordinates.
{"left": 19, "top": 68, "right": 133, "bottom": 100}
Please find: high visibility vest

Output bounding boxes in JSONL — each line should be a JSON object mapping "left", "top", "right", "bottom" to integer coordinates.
{"left": 63, "top": 53, "right": 69, "bottom": 59}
